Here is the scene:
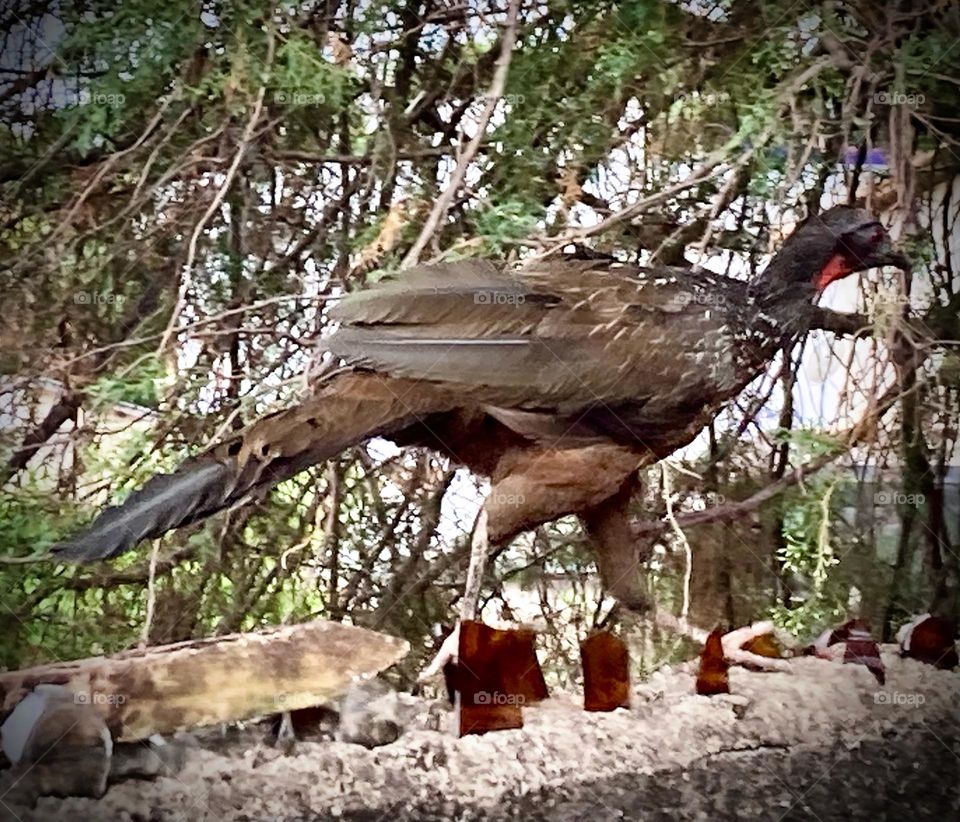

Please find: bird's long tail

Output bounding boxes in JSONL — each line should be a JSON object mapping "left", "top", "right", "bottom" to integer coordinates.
{"left": 51, "top": 374, "right": 450, "bottom": 562}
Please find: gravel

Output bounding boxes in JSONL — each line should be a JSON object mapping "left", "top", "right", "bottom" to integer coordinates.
{"left": 4, "top": 647, "right": 958, "bottom": 821}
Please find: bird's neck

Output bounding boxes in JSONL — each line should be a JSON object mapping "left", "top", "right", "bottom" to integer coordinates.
{"left": 743, "top": 247, "right": 824, "bottom": 351}
{"left": 739, "top": 286, "right": 819, "bottom": 362}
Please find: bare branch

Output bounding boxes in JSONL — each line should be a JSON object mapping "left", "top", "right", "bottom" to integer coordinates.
{"left": 401, "top": 0, "right": 522, "bottom": 266}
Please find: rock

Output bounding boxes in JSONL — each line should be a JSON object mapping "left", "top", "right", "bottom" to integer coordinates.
{"left": 0, "top": 685, "right": 111, "bottom": 805}
{"left": 337, "top": 679, "right": 406, "bottom": 748}
{"left": 110, "top": 733, "right": 191, "bottom": 779}
{"left": 712, "top": 693, "right": 752, "bottom": 719}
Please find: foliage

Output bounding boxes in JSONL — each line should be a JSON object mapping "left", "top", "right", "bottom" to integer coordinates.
{"left": 769, "top": 477, "right": 850, "bottom": 637}
{"left": 0, "top": 0, "right": 957, "bottom": 679}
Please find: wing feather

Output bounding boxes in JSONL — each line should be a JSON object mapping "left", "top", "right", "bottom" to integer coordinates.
{"left": 325, "top": 260, "right": 740, "bottom": 408}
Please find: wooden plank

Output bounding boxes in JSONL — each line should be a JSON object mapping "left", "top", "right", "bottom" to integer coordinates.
{"left": 0, "top": 619, "right": 408, "bottom": 742}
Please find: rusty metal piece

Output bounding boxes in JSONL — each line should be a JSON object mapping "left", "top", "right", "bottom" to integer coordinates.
{"left": 809, "top": 619, "right": 886, "bottom": 684}
{"left": 841, "top": 620, "right": 885, "bottom": 684}
{"left": 439, "top": 625, "right": 548, "bottom": 707}
{"left": 899, "top": 615, "right": 958, "bottom": 670}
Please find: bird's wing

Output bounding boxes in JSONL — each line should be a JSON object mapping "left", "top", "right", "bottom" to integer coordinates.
{"left": 326, "top": 260, "right": 738, "bottom": 409}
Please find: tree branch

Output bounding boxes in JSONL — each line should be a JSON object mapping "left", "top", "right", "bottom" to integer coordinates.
{"left": 401, "top": 0, "right": 521, "bottom": 266}
{"left": 632, "top": 375, "right": 916, "bottom": 540}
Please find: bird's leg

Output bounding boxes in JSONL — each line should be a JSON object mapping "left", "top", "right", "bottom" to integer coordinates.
{"left": 460, "top": 508, "right": 490, "bottom": 622}
{"left": 274, "top": 711, "right": 296, "bottom": 755}
{"left": 421, "top": 446, "right": 645, "bottom": 683}
{"left": 582, "top": 482, "right": 791, "bottom": 672}
{"left": 418, "top": 508, "right": 491, "bottom": 681}
{"left": 581, "top": 474, "right": 652, "bottom": 613}
{"left": 420, "top": 443, "right": 790, "bottom": 684}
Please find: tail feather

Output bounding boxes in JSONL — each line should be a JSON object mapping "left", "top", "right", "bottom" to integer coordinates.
{"left": 51, "top": 461, "right": 234, "bottom": 561}
{"left": 51, "top": 373, "right": 452, "bottom": 563}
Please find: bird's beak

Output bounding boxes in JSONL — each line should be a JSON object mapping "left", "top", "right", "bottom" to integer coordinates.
{"left": 868, "top": 233, "right": 911, "bottom": 272}
{"left": 882, "top": 248, "right": 912, "bottom": 272}
{"left": 841, "top": 222, "right": 912, "bottom": 275}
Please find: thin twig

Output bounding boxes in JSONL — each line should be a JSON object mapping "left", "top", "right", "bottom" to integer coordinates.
{"left": 401, "top": 0, "right": 521, "bottom": 266}
{"left": 140, "top": 539, "right": 161, "bottom": 648}
{"left": 634, "top": 372, "right": 920, "bottom": 540}
{"left": 157, "top": 27, "right": 277, "bottom": 355}
{"left": 662, "top": 462, "right": 694, "bottom": 625}
{"left": 47, "top": 100, "right": 172, "bottom": 247}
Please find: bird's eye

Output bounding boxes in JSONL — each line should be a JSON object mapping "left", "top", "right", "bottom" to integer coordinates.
{"left": 843, "top": 222, "right": 888, "bottom": 258}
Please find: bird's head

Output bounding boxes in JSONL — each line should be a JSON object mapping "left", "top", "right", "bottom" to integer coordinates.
{"left": 748, "top": 206, "right": 910, "bottom": 308}
{"left": 803, "top": 206, "right": 910, "bottom": 290}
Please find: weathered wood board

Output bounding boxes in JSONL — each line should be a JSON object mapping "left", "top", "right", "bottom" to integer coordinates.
{"left": 0, "top": 619, "right": 409, "bottom": 742}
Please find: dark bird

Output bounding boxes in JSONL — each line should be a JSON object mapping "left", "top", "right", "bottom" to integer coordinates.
{"left": 52, "top": 207, "right": 907, "bottom": 623}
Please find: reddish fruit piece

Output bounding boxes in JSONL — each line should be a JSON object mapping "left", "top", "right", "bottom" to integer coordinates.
{"left": 447, "top": 621, "right": 549, "bottom": 736}
{"left": 581, "top": 632, "right": 630, "bottom": 711}
{"left": 696, "top": 628, "right": 730, "bottom": 696}
{"left": 898, "top": 615, "right": 959, "bottom": 670}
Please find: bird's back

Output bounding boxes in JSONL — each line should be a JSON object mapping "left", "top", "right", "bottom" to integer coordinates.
{"left": 326, "top": 259, "right": 759, "bottom": 448}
